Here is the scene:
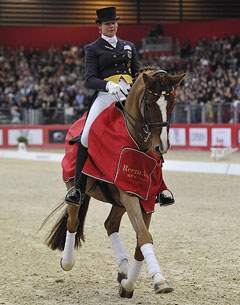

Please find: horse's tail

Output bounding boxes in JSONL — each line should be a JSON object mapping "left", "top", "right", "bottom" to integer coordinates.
{"left": 40, "top": 195, "right": 90, "bottom": 251}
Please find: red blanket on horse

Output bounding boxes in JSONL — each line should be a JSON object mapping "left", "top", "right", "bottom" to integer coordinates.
{"left": 62, "top": 103, "right": 167, "bottom": 212}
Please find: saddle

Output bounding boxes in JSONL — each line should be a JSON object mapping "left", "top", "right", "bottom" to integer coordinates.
{"left": 62, "top": 103, "right": 167, "bottom": 213}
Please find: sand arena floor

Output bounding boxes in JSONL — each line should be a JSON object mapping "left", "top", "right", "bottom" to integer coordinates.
{"left": 0, "top": 150, "right": 239, "bottom": 305}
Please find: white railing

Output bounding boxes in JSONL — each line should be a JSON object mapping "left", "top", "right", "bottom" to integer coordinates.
{"left": 0, "top": 102, "right": 239, "bottom": 125}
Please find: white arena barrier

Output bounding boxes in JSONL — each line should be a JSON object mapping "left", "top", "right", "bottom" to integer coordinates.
{"left": 0, "top": 149, "right": 239, "bottom": 176}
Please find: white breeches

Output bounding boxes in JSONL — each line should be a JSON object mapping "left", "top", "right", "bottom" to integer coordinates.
{"left": 81, "top": 78, "right": 130, "bottom": 148}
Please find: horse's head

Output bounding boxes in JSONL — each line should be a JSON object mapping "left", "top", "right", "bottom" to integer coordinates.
{"left": 125, "top": 69, "right": 186, "bottom": 154}
{"left": 140, "top": 70, "right": 186, "bottom": 154}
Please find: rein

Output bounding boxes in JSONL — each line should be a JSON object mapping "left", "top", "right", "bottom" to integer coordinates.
{"left": 118, "top": 70, "right": 175, "bottom": 143}
{"left": 118, "top": 97, "right": 151, "bottom": 143}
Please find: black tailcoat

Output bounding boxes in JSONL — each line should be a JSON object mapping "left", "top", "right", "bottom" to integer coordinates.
{"left": 84, "top": 37, "right": 141, "bottom": 91}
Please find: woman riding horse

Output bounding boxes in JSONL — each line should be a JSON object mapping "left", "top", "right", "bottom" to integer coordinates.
{"left": 43, "top": 67, "right": 186, "bottom": 298}
{"left": 65, "top": 6, "right": 174, "bottom": 206}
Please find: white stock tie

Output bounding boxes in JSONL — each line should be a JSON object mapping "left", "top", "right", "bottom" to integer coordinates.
{"left": 107, "top": 37, "right": 117, "bottom": 48}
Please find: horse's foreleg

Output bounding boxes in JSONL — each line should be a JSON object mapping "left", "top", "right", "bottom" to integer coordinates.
{"left": 141, "top": 243, "right": 173, "bottom": 293}
{"left": 120, "top": 212, "right": 151, "bottom": 296}
{"left": 104, "top": 205, "right": 129, "bottom": 282}
{"left": 140, "top": 212, "right": 173, "bottom": 293}
{"left": 120, "top": 257, "right": 144, "bottom": 298}
{"left": 119, "top": 191, "right": 173, "bottom": 295}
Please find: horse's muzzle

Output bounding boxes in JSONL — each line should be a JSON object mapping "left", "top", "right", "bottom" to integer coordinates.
{"left": 154, "top": 145, "right": 167, "bottom": 155}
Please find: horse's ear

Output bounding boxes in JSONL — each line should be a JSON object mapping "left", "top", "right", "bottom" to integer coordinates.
{"left": 142, "top": 73, "right": 154, "bottom": 88}
{"left": 170, "top": 73, "right": 187, "bottom": 86}
{"left": 142, "top": 73, "right": 149, "bottom": 85}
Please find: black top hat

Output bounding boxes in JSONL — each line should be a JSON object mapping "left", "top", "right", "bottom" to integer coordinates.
{"left": 95, "top": 7, "right": 120, "bottom": 23}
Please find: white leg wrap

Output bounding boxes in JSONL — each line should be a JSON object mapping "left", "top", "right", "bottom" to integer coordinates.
{"left": 119, "top": 258, "right": 129, "bottom": 275}
{"left": 121, "top": 258, "right": 143, "bottom": 292}
{"left": 153, "top": 272, "right": 166, "bottom": 284}
{"left": 62, "top": 231, "right": 76, "bottom": 264}
{"left": 141, "top": 243, "right": 162, "bottom": 278}
{"left": 128, "top": 258, "right": 144, "bottom": 283}
{"left": 109, "top": 232, "right": 128, "bottom": 266}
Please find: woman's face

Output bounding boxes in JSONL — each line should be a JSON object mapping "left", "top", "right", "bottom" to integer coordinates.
{"left": 98, "top": 21, "right": 118, "bottom": 37}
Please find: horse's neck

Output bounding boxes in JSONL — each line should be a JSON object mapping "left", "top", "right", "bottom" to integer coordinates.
{"left": 125, "top": 75, "right": 143, "bottom": 114}
{"left": 125, "top": 79, "right": 150, "bottom": 151}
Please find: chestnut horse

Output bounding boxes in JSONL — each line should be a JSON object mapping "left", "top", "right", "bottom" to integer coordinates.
{"left": 42, "top": 68, "right": 186, "bottom": 298}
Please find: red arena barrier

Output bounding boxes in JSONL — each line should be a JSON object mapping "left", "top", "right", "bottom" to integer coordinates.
{"left": 0, "top": 124, "right": 239, "bottom": 151}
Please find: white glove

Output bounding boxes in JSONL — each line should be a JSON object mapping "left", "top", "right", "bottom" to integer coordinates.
{"left": 106, "top": 81, "right": 123, "bottom": 95}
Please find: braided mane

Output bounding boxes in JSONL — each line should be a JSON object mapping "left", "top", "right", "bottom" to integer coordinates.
{"left": 133, "top": 66, "right": 158, "bottom": 83}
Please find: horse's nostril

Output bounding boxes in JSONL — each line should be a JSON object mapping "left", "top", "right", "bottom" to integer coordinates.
{"left": 154, "top": 146, "right": 161, "bottom": 153}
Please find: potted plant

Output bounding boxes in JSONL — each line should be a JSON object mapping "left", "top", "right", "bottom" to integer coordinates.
{"left": 17, "top": 136, "right": 28, "bottom": 151}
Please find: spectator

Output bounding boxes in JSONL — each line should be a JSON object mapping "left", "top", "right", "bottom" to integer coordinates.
{"left": 10, "top": 103, "right": 22, "bottom": 124}
{"left": 0, "top": 34, "right": 239, "bottom": 123}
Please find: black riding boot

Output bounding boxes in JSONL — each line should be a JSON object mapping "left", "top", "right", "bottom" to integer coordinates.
{"left": 156, "top": 155, "right": 175, "bottom": 206}
{"left": 65, "top": 142, "right": 88, "bottom": 205}
{"left": 156, "top": 190, "right": 175, "bottom": 206}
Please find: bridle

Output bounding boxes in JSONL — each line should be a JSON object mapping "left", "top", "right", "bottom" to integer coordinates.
{"left": 142, "top": 70, "right": 175, "bottom": 129}
{"left": 118, "top": 69, "right": 176, "bottom": 143}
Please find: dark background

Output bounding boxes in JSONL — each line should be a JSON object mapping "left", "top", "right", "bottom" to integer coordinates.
{"left": 0, "top": 0, "right": 240, "bottom": 25}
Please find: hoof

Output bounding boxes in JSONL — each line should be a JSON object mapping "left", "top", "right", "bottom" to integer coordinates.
{"left": 60, "top": 258, "right": 74, "bottom": 271}
{"left": 117, "top": 272, "right": 127, "bottom": 283}
{"left": 154, "top": 280, "right": 174, "bottom": 294}
{"left": 119, "top": 284, "right": 134, "bottom": 299}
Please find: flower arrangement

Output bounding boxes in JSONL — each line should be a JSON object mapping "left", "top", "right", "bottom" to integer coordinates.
{"left": 17, "top": 136, "right": 28, "bottom": 145}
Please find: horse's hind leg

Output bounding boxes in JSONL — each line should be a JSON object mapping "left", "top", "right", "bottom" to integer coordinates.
{"left": 104, "top": 205, "right": 129, "bottom": 283}
{"left": 60, "top": 204, "right": 80, "bottom": 271}
{"left": 61, "top": 180, "right": 80, "bottom": 271}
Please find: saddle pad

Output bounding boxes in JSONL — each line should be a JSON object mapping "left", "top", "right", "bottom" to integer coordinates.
{"left": 62, "top": 112, "right": 87, "bottom": 183}
{"left": 114, "top": 147, "right": 157, "bottom": 200}
{"left": 62, "top": 103, "right": 167, "bottom": 212}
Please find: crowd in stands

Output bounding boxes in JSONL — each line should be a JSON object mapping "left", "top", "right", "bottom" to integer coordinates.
{"left": 0, "top": 34, "right": 240, "bottom": 124}
{"left": 0, "top": 43, "right": 90, "bottom": 123}
{"left": 141, "top": 35, "right": 240, "bottom": 104}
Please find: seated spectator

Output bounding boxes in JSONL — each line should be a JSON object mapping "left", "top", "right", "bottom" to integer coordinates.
{"left": 0, "top": 34, "right": 240, "bottom": 124}
{"left": 75, "top": 89, "right": 85, "bottom": 110}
